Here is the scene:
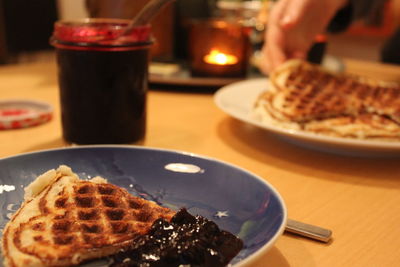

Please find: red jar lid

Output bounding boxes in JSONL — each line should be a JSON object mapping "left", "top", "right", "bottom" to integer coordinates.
{"left": 0, "top": 99, "right": 53, "bottom": 130}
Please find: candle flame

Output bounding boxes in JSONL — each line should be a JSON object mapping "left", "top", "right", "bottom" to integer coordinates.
{"left": 203, "top": 49, "right": 238, "bottom": 65}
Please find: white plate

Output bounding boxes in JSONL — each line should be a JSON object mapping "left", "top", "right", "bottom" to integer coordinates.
{"left": 214, "top": 78, "right": 400, "bottom": 157}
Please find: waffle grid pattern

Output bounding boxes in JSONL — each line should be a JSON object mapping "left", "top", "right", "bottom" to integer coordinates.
{"left": 18, "top": 180, "right": 174, "bottom": 259}
{"left": 271, "top": 63, "right": 400, "bottom": 123}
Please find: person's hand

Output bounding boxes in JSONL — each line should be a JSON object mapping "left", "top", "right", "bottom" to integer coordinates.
{"left": 260, "top": 0, "right": 348, "bottom": 74}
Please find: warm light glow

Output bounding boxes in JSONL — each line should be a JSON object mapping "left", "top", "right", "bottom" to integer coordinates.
{"left": 203, "top": 49, "right": 238, "bottom": 65}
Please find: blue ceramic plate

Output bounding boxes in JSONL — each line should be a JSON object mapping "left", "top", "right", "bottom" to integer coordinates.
{"left": 0, "top": 146, "right": 287, "bottom": 266}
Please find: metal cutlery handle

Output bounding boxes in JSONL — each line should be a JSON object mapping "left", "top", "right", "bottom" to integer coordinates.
{"left": 285, "top": 219, "right": 332, "bottom": 243}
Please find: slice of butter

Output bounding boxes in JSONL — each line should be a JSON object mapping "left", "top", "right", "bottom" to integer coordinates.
{"left": 24, "top": 165, "right": 78, "bottom": 200}
{"left": 90, "top": 176, "right": 108, "bottom": 184}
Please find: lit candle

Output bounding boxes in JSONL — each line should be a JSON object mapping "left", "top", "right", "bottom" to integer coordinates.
{"left": 188, "top": 18, "right": 251, "bottom": 78}
{"left": 203, "top": 49, "right": 238, "bottom": 65}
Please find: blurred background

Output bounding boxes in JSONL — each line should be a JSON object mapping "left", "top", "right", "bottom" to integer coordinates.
{"left": 0, "top": 0, "right": 399, "bottom": 65}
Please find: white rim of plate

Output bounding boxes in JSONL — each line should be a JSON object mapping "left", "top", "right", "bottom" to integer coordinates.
{"left": 214, "top": 78, "right": 400, "bottom": 150}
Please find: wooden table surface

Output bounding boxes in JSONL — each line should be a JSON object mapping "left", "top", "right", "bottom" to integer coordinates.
{"left": 1, "top": 58, "right": 400, "bottom": 267}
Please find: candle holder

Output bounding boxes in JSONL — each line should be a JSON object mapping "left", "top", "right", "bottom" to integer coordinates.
{"left": 188, "top": 18, "right": 251, "bottom": 78}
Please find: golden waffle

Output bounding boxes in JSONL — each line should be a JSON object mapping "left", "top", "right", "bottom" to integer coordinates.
{"left": 1, "top": 165, "right": 175, "bottom": 267}
{"left": 304, "top": 114, "right": 400, "bottom": 140}
{"left": 267, "top": 60, "right": 361, "bottom": 122}
{"left": 253, "top": 60, "right": 400, "bottom": 140}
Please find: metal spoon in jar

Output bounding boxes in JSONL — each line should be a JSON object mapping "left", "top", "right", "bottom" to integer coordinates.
{"left": 119, "top": 0, "right": 175, "bottom": 36}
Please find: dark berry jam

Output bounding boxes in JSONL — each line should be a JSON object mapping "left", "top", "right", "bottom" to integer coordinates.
{"left": 55, "top": 48, "right": 148, "bottom": 144}
{"left": 110, "top": 209, "right": 243, "bottom": 267}
{"left": 51, "top": 19, "right": 152, "bottom": 144}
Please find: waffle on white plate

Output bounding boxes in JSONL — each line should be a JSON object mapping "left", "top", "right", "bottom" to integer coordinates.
{"left": 1, "top": 165, "right": 175, "bottom": 267}
{"left": 253, "top": 60, "right": 400, "bottom": 141}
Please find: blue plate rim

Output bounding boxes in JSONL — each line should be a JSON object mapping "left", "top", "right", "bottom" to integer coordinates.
{"left": 0, "top": 145, "right": 288, "bottom": 266}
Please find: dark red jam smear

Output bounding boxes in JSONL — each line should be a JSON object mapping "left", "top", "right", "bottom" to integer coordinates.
{"left": 109, "top": 208, "right": 243, "bottom": 267}
{"left": 52, "top": 21, "right": 151, "bottom": 45}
